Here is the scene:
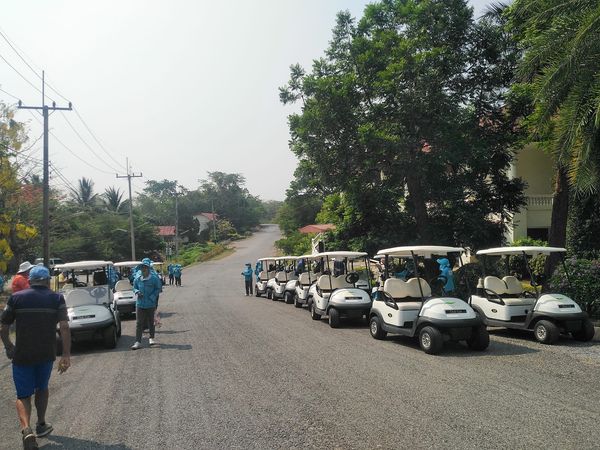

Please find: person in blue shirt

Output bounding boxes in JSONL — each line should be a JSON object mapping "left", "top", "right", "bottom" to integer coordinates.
{"left": 254, "top": 261, "right": 262, "bottom": 283}
{"left": 167, "top": 264, "right": 174, "bottom": 286}
{"left": 436, "top": 258, "right": 455, "bottom": 294}
{"left": 241, "top": 263, "right": 253, "bottom": 296}
{"left": 131, "top": 260, "right": 162, "bottom": 350}
{"left": 173, "top": 264, "right": 182, "bottom": 287}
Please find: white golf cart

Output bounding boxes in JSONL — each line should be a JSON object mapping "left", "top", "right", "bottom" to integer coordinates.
{"left": 254, "top": 257, "right": 277, "bottom": 297}
{"left": 266, "top": 256, "right": 298, "bottom": 303}
{"left": 471, "top": 246, "right": 596, "bottom": 344}
{"left": 293, "top": 254, "right": 318, "bottom": 308}
{"left": 308, "top": 251, "right": 372, "bottom": 328}
{"left": 370, "top": 246, "right": 489, "bottom": 355}
{"left": 113, "top": 261, "right": 141, "bottom": 316}
{"left": 54, "top": 260, "right": 122, "bottom": 349}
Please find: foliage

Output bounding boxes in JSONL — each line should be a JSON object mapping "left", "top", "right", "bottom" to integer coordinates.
{"left": 549, "top": 258, "right": 600, "bottom": 317}
{"left": 260, "top": 200, "right": 282, "bottom": 223}
{"left": 510, "top": 0, "right": 600, "bottom": 195}
{"left": 275, "top": 232, "right": 312, "bottom": 256}
{"left": 174, "top": 242, "right": 229, "bottom": 267}
{"left": 280, "top": 0, "right": 526, "bottom": 253}
{"left": 70, "top": 177, "right": 99, "bottom": 209}
{"left": 567, "top": 194, "right": 600, "bottom": 259}
{"left": 276, "top": 195, "right": 322, "bottom": 236}
{"left": 216, "top": 219, "right": 240, "bottom": 241}
{"left": 103, "top": 186, "right": 125, "bottom": 212}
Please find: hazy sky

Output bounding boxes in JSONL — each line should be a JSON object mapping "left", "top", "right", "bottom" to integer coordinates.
{"left": 1, "top": 0, "right": 494, "bottom": 201}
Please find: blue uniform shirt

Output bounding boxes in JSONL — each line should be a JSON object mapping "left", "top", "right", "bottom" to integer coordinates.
{"left": 133, "top": 272, "right": 162, "bottom": 309}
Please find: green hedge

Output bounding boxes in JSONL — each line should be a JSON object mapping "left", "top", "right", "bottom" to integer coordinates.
{"left": 173, "top": 243, "right": 229, "bottom": 267}
{"left": 549, "top": 258, "right": 600, "bottom": 318}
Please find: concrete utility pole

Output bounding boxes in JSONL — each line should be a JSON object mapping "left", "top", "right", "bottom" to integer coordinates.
{"left": 18, "top": 71, "right": 72, "bottom": 267}
{"left": 174, "top": 184, "right": 180, "bottom": 258}
{"left": 116, "top": 157, "right": 142, "bottom": 260}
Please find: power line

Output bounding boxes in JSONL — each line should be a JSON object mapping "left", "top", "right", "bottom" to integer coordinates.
{"left": 0, "top": 51, "right": 57, "bottom": 103}
{"left": 58, "top": 111, "right": 121, "bottom": 173}
{"left": 73, "top": 107, "right": 126, "bottom": 170}
{"left": 49, "top": 130, "right": 114, "bottom": 175}
{"left": 0, "top": 86, "right": 20, "bottom": 101}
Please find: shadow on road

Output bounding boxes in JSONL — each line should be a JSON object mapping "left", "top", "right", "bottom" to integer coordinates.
{"left": 156, "top": 343, "right": 192, "bottom": 350}
{"left": 490, "top": 327, "right": 600, "bottom": 348}
{"left": 156, "top": 329, "right": 190, "bottom": 335}
{"left": 41, "top": 435, "right": 132, "bottom": 449}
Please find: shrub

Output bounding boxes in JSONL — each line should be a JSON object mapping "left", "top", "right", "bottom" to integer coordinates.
{"left": 508, "top": 238, "right": 547, "bottom": 280}
{"left": 175, "top": 242, "right": 228, "bottom": 266}
{"left": 549, "top": 258, "right": 600, "bottom": 317}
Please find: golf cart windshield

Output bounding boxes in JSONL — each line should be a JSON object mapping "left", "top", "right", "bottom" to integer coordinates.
{"left": 55, "top": 261, "right": 114, "bottom": 305}
{"left": 64, "top": 286, "right": 111, "bottom": 307}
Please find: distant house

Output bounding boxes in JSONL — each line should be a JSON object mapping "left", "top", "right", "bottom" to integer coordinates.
{"left": 506, "top": 144, "right": 555, "bottom": 242}
{"left": 156, "top": 225, "right": 188, "bottom": 244}
{"left": 192, "top": 212, "right": 218, "bottom": 235}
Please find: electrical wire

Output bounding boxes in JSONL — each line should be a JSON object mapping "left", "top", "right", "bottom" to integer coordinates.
{"left": 49, "top": 130, "right": 115, "bottom": 175}
{"left": 0, "top": 86, "right": 20, "bottom": 102}
{"left": 59, "top": 111, "right": 121, "bottom": 173}
{"left": 0, "top": 51, "right": 57, "bottom": 103}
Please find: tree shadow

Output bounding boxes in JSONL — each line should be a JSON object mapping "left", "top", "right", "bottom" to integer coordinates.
{"left": 490, "top": 327, "right": 600, "bottom": 347}
{"left": 41, "top": 435, "right": 132, "bottom": 449}
{"left": 155, "top": 329, "right": 190, "bottom": 335}
{"left": 156, "top": 343, "right": 192, "bottom": 350}
{"left": 156, "top": 311, "right": 176, "bottom": 318}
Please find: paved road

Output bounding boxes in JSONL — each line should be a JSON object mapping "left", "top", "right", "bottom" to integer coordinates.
{"left": 1, "top": 224, "right": 599, "bottom": 449}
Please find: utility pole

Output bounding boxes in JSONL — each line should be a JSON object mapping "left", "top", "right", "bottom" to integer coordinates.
{"left": 211, "top": 199, "right": 217, "bottom": 242}
{"left": 174, "top": 184, "right": 180, "bottom": 258}
{"left": 116, "top": 157, "right": 142, "bottom": 260}
{"left": 18, "top": 71, "right": 72, "bottom": 267}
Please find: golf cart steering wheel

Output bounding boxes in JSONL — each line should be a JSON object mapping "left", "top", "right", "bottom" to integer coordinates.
{"left": 428, "top": 276, "right": 447, "bottom": 295}
{"left": 345, "top": 272, "right": 360, "bottom": 284}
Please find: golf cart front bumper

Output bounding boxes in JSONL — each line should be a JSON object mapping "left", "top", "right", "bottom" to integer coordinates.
{"left": 419, "top": 317, "right": 484, "bottom": 341}
{"left": 68, "top": 317, "right": 115, "bottom": 341}
{"left": 116, "top": 300, "right": 136, "bottom": 314}
{"left": 532, "top": 311, "right": 589, "bottom": 331}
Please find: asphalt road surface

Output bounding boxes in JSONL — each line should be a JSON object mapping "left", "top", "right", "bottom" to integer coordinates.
{"left": 1, "top": 224, "right": 599, "bottom": 449}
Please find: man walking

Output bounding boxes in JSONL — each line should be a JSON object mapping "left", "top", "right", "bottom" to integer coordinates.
{"left": 1, "top": 265, "right": 71, "bottom": 450}
{"left": 173, "top": 264, "right": 182, "bottom": 287}
{"left": 241, "top": 263, "right": 253, "bottom": 296}
{"left": 167, "top": 263, "right": 174, "bottom": 286}
{"left": 11, "top": 262, "right": 33, "bottom": 293}
{"left": 131, "top": 260, "right": 162, "bottom": 350}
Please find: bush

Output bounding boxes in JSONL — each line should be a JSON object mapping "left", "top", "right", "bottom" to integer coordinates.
{"left": 549, "top": 258, "right": 600, "bottom": 318}
{"left": 174, "top": 242, "right": 228, "bottom": 266}
{"left": 508, "top": 238, "right": 548, "bottom": 280}
{"left": 275, "top": 232, "right": 312, "bottom": 255}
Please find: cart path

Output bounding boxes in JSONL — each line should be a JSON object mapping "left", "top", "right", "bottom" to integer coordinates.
{"left": 1, "top": 224, "right": 599, "bottom": 449}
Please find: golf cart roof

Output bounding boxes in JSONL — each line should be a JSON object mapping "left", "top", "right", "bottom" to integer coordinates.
{"left": 55, "top": 260, "right": 114, "bottom": 271}
{"left": 114, "top": 261, "right": 142, "bottom": 268}
{"left": 152, "top": 262, "right": 164, "bottom": 266}
{"left": 476, "top": 246, "right": 567, "bottom": 256}
{"left": 274, "top": 256, "right": 298, "bottom": 261}
{"left": 315, "top": 251, "right": 368, "bottom": 259}
{"left": 257, "top": 257, "right": 278, "bottom": 262}
{"left": 375, "top": 246, "right": 464, "bottom": 258}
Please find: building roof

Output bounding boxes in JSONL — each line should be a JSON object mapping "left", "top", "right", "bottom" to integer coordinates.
{"left": 193, "top": 212, "right": 218, "bottom": 221}
{"left": 157, "top": 226, "right": 176, "bottom": 236}
{"left": 298, "top": 224, "right": 336, "bottom": 234}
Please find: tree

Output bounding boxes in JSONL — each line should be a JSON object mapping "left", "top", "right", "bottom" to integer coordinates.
{"left": 103, "top": 186, "right": 125, "bottom": 212}
{"left": 70, "top": 177, "right": 98, "bottom": 209}
{"left": 509, "top": 0, "right": 600, "bottom": 273}
{"left": 280, "top": 0, "right": 525, "bottom": 253}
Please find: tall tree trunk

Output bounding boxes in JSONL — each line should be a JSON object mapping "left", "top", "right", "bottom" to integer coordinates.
{"left": 544, "top": 165, "right": 569, "bottom": 281}
{"left": 406, "top": 172, "right": 431, "bottom": 243}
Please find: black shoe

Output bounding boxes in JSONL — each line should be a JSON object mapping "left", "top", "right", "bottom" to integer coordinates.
{"left": 22, "top": 427, "right": 38, "bottom": 449}
{"left": 35, "top": 422, "right": 53, "bottom": 438}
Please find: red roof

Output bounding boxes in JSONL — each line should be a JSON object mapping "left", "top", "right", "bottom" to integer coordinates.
{"left": 298, "top": 224, "right": 336, "bottom": 234}
{"left": 193, "top": 212, "right": 218, "bottom": 221}
{"left": 157, "top": 226, "right": 176, "bottom": 236}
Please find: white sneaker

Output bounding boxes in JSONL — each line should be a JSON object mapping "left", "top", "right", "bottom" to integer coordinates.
{"left": 131, "top": 341, "right": 142, "bottom": 350}
{"left": 149, "top": 338, "right": 156, "bottom": 346}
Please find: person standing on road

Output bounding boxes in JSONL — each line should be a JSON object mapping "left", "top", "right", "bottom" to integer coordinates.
{"left": 131, "top": 260, "right": 162, "bottom": 350}
{"left": 12, "top": 262, "right": 33, "bottom": 293}
{"left": 173, "top": 264, "right": 182, "bottom": 287}
{"left": 241, "top": 263, "right": 253, "bottom": 296}
{"left": 167, "top": 263, "right": 174, "bottom": 286}
{"left": 0, "top": 265, "right": 71, "bottom": 450}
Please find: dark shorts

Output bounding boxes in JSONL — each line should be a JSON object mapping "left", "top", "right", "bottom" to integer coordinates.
{"left": 13, "top": 361, "right": 54, "bottom": 399}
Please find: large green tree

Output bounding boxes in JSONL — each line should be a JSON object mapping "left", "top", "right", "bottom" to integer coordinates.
{"left": 280, "top": 0, "right": 525, "bottom": 254}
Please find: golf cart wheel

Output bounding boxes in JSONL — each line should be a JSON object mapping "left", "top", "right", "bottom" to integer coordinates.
{"left": 284, "top": 292, "right": 294, "bottom": 304}
{"left": 328, "top": 308, "right": 340, "bottom": 328}
{"left": 103, "top": 325, "right": 118, "bottom": 349}
{"left": 255, "top": 290, "right": 261, "bottom": 297}
{"left": 419, "top": 326, "right": 443, "bottom": 355}
{"left": 309, "top": 302, "right": 321, "bottom": 320}
{"left": 534, "top": 320, "right": 560, "bottom": 344}
{"left": 572, "top": 319, "right": 595, "bottom": 342}
{"left": 467, "top": 326, "right": 490, "bottom": 351}
{"left": 369, "top": 316, "right": 387, "bottom": 340}
{"left": 293, "top": 293, "right": 302, "bottom": 308}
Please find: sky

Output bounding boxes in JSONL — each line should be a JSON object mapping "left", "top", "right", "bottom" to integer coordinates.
{"left": 1, "top": 0, "right": 495, "bottom": 201}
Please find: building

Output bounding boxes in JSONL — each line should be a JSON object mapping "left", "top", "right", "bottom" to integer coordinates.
{"left": 192, "top": 212, "right": 218, "bottom": 235}
{"left": 506, "top": 144, "right": 555, "bottom": 242}
{"left": 156, "top": 226, "right": 189, "bottom": 244}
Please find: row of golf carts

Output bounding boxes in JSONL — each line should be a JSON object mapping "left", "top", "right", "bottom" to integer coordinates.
{"left": 51, "top": 260, "right": 166, "bottom": 351}
{"left": 254, "top": 246, "right": 595, "bottom": 354}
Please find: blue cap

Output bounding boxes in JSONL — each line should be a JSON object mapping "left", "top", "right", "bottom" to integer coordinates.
{"left": 436, "top": 258, "right": 450, "bottom": 267}
{"left": 142, "top": 257, "right": 153, "bottom": 266}
{"left": 29, "top": 265, "right": 50, "bottom": 280}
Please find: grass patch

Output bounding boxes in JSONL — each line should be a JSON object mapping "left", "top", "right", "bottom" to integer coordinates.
{"left": 171, "top": 242, "right": 230, "bottom": 267}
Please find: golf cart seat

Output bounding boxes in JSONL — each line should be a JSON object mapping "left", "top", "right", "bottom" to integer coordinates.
{"left": 502, "top": 277, "right": 535, "bottom": 306}
{"left": 275, "top": 272, "right": 287, "bottom": 283}
{"left": 267, "top": 271, "right": 276, "bottom": 279}
{"left": 383, "top": 278, "right": 422, "bottom": 310}
{"left": 298, "top": 273, "right": 311, "bottom": 286}
{"left": 115, "top": 280, "right": 131, "bottom": 292}
{"left": 331, "top": 276, "right": 353, "bottom": 290}
{"left": 484, "top": 276, "right": 507, "bottom": 296}
{"left": 258, "top": 271, "right": 268, "bottom": 281}
{"left": 406, "top": 277, "right": 432, "bottom": 298}
{"left": 317, "top": 275, "right": 333, "bottom": 292}
{"left": 503, "top": 276, "right": 523, "bottom": 294}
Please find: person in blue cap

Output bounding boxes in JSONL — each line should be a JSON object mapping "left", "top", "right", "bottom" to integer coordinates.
{"left": 1, "top": 265, "right": 71, "bottom": 448}
{"left": 436, "top": 258, "right": 455, "bottom": 294}
{"left": 167, "top": 263, "right": 174, "bottom": 286}
{"left": 254, "top": 261, "right": 262, "bottom": 284}
{"left": 241, "top": 263, "right": 253, "bottom": 296}
{"left": 173, "top": 264, "right": 182, "bottom": 287}
{"left": 131, "top": 260, "right": 162, "bottom": 350}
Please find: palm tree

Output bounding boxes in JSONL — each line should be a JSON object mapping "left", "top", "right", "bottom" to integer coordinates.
{"left": 103, "top": 186, "right": 124, "bottom": 212}
{"left": 510, "top": 0, "right": 600, "bottom": 274}
{"left": 70, "top": 177, "right": 98, "bottom": 209}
